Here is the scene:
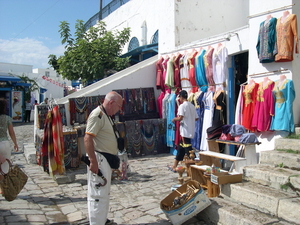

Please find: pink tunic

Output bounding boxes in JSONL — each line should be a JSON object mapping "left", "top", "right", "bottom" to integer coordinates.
{"left": 251, "top": 80, "right": 275, "bottom": 132}
{"left": 204, "top": 47, "right": 215, "bottom": 85}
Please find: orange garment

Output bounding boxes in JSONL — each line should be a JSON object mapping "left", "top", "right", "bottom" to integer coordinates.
{"left": 156, "top": 57, "right": 164, "bottom": 89}
{"left": 275, "top": 14, "right": 299, "bottom": 62}
{"left": 242, "top": 83, "right": 259, "bottom": 131}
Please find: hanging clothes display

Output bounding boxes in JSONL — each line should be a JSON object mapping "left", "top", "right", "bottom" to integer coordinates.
{"left": 256, "top": 16, "right": 278, "bottom": 63}
{"left": 242, "top": 81, "right": 259, "bottom": 131}
{"left": 41, "top": 105, "right": 65, "bottom": 176}
{"left": 212, "top": 90, "right": 226, "bottom": 124}
{"left": 200, "top": 90, "right": 215, "bottom": 151}
{"left": 195, "top": 48, "right": 208, "bottom": 92}
{"left": 270, "top": 77, "right": 295, "bottom": 133}
{"left": 204, "top": 46, "right": 215, "bottom": 86}
{"left": 162, "top": 92, "right": 170, "bottom": 119}
{"left": 212, "top": 44, "right": 228, "bottom": 89}
{"left": 235, "top": 85, "right": 244, "bottom": 125}
{"left": 156, "top": 57, "right": 164, "bottom": 90}
{"left": 192, "top": 91, "right": 205, "bottom": 150}
{"left": 173, "top": 53, "right": 182, "bottom": 89}
{"left": 180, "top": 53, "right": 192, "bottom": 93}
{"left": 251, "top": 78, "right": 275, "bottom": 132}
{"left": 165, "top": 56, "right": 175, "bottom": 89}
{"left": 157, "top": 91, "right": 165, "bottom": 118}
{"left": 161, "top": 56, "right": 170, "bottom": 93}
{"left": 188, "top": 50, "right": 199, "bottom": 93}
{"left": 275, "top": 12, "right": 299, "bottom": 62}
{"left": 166, "top": 93, "right": 176, "bottom": 147}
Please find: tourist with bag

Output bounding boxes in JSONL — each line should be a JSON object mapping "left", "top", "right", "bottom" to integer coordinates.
{"left": 0, "top": 98, "right": 19, "bottom": 190}
{"left": 84, "top": 91, "right": 123, "bottom": 225}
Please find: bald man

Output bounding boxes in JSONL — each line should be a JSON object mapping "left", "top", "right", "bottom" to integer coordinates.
{"left": 84, "top": 91, "right": 123, "bottom": 225}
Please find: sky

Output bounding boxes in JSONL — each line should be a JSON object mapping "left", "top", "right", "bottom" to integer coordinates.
{"left": 0, "top": 0, "right": 111, "bottom": 69}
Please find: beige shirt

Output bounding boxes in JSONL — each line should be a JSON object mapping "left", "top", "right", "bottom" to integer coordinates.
{"left": 85, "top": 106, "right": 118, "bottom": 155}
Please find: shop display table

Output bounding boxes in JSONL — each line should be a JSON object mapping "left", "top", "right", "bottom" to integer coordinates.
{"left": 190, "top": 165, "right": 227, "bottom": 197}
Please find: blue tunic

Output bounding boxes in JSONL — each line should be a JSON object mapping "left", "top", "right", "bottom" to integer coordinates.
{"left": 270, "top": 79, "right": 295, "bottom": 133}
{"left": 195, "top": 50, "right": 208, "bottom": 92}
{"left": 166, "top": 93, "right": 176, "bottom": 147}
{"left": 192, "top": 92, "right": 205, "bottom": 150}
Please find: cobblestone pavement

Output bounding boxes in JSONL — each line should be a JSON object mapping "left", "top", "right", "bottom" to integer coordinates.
{"left": 0, "top": 122, "right": 208, "bottom": 225}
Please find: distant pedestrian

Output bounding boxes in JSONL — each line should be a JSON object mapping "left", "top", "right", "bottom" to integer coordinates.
{"left": 24, "top": 99, "right": 32, "bottom": 122}
{"left": 84, "top": 91, "right": 123, "bottom": 225}
{"left": 40, "top": 98, "right": 48, "bottom": 105}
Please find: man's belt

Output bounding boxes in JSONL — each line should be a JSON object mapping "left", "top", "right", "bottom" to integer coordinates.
{"left": 81, "top": 155, "right": 107, "bottom": 187}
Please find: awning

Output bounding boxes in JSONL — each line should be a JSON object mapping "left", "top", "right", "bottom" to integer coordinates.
{"left": 120, "top": 43, "right": 158, "bottom": 58}
{"left": 14, "top": 82, "right": 31, "bottom": 87}
{"left": 0, "top": 75, "right": 21, "bottom": 82}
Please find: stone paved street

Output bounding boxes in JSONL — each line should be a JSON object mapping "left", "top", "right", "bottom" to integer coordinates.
{"left": 0, "top": 122, "right": 208, "bottom": 225}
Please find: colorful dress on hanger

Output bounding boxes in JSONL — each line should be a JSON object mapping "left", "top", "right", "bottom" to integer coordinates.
{"left": 200, "top": 91, "right": 215, "bottom": 151}
{"left": 212, "top": 45, "right": 228, "bottom": 89}
{"left": 157, "top": 91, "right": 165, "bottom": 118}
{"left": 165, "top": 56, "right": 175, "bottom": 89}
{"left": 173, "top": 53, "right": 182, "bottom": 89}
{"left": 188, "top": 50, "right": 199, "bottom": 93}
{"left": 275, "top": 14, "right": 299, "bottom": 62}
{"left": 180, "top": 54, "right": 192, "bottom": 93}
{"left": 212, "top": 90, "right": 226, "bottom": 124}
{"left": 156, "top": 57, "right": 164, "bottom": 89}
{"left": 192, "top": 91, "right": 205, "bottom": 150}
{"left": 195, "top": 49, "right": 208, "bottom": 92}
{"left": 204, "top": 47, "right": 215, "bottom": 86}
{"left": 251, "top": 80, "right": 275, "bottom": 132}
{"left": 161, "top": 57, "right": 170, "bottom": 93}
{"left": 166, "top": 93, "right": 176, "bottom": 147}
{"left": 242, "top": 83, "right": 259, "bottom": 131}
{"left": 256, "top": 17, "right": 278, "bottom": 63}
{"left": 162, "top": 92, "right": 170, "bottom": 119}
{"left": 270, "top": 79, "right": 295, "bottom": 133}
{"left": 235, "top": 85, "right": 244, "bottom": 125}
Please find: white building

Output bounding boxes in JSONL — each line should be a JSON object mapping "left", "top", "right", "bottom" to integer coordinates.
{"left": 0, "top": 62, "right": 72, "bottom": 103}
{"left": 57, "top": 0, "right": 300, "bottom": 153}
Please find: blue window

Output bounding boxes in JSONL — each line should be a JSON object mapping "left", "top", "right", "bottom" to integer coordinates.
{"left": 151, "top": 30, "right": 158, "bottom": 44}
{"left": 128, "top": 37, "right": 139, "bottom": 51}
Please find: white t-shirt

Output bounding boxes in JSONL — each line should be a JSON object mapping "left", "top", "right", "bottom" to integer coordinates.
{"left": 177, "top": 101, "right": 198, "bottom": 139}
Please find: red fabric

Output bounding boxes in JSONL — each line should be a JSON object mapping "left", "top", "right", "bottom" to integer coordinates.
{"left": 242, "top": 83, "right": 259, "bottom": 131}
{"left": 251, "top": 81, "right": 275, "bottom": 132}
{"left": 156, "top": 57, "right": 164, "bottom": 89}
{"left": 188, "top": 51, "right": 199, "bottom": 93}
{"left": 219, "top": 133, "right": 234, "bottom": 141}
{"left": 161, "top": 57, "right": 170, "bottom": 93}
{"left": 173, "top": 54, "right": 182, "bottom": 89}
{"left": 51, "top": 105, "right": 65, "bottom": 175}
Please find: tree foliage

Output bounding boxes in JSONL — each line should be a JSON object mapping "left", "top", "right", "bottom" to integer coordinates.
{"left": 48, "top": 20, "right": 131, "bottom": 84}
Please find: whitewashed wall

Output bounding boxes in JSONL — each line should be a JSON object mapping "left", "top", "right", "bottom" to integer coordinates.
{"left": 248, "top": 0, "right": 300, "bottom": 151}
{"left": 0, "top": 62, "right": 33, "bottom": 73}
{"left": 102, "top": 0, "right": 249, "bottom": 55}
{"left": 171, "top": 0, "right": 249, "bottom": 52}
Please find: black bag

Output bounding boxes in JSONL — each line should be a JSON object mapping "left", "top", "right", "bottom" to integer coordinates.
{"left": 117, "top": 137, "right": 125, "bottom": 151}
{"left": 100, "top": 152, "right": 120, "bottom": 169}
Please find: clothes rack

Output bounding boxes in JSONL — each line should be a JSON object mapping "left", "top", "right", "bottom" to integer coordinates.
{"left": 248, "top": 69, "right": 289, "bottom": 78}
{"left": 160, "top": 34, "right": 234, "bottom": 56}
{"left": 179, "top": 82, "right": 226, "bottom": 89}
{"left": 248, "top": 4, "right": 295, "bottom": 18}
